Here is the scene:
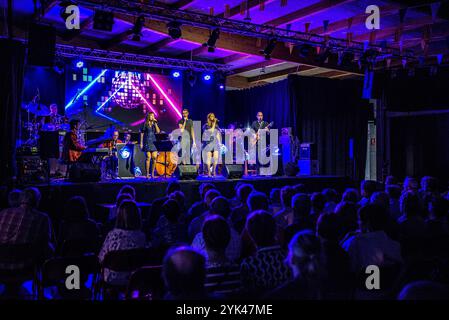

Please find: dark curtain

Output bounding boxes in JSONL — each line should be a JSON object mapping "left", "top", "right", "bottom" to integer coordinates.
{"left": 225, "top": 79, "right": 293, "bottom": 129}
{"left": 290, "top": 75, "right": 370, "bottom": 180}
{"left": 0, "top": 39, "right": 26, "bottom": 186}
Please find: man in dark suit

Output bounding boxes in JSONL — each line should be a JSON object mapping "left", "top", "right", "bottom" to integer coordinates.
{"left": 250, "top": 112, "right": 270, "bottom": 174}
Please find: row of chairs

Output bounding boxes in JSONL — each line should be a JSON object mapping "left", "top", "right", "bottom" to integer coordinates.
{"left": 0, "top": 243, "right": 167, "bottom": 300}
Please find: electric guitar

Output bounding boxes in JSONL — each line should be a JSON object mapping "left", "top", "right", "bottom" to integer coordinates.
{"left": 251, "top": 121, "right": 274, "bottom": 146}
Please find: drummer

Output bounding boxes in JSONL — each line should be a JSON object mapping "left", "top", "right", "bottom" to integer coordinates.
{"left": 40, "top": 103, "right": 68, "bottom": 131}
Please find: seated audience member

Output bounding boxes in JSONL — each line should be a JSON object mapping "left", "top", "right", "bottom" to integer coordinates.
{"left": 403, "top": 177, "right": 419, "bottom": 193}
{"left": 293, "top": 183, "right": 306, "bottom": 194}
{"left": 322, "top": 188, "right": 339, "bottom": 213}
{"left": 425, "top": 196, "right": 449, "bottom": 257}
{"left": 99, "top": 200, "right": 146, "bottom": 285}
{"left": 7, "top": 189, "right": 22, "bottom": 208}
{"left": 359, "top": 180, "right": 377, "bottom": 207}
{"left": 247, "top": 191, "right": 270, "bottom": 212}
{"left": 163, "top": 246, "right": 208, "bottom": 300}
{"left": 385, "top": 176, "right": 398, "bottom": 187}
{"left": 334, "top": 201, "right": 359, "bottom": 237}
{"left": 418, "top": 176, "right": 439, "bottom": 207}
{"left": 342, "top": 188, "right": 360, "bottom": 204}
{"left": 282, "top": 193, "right": 313, "bottom": 247}
{"left": 188, "top": 189, "right": 221, "bottom": 241}
{"left": 118, "top": 184, "right": 136, "bottom": 200}
{"left": 192, "top": 197, "right": 241, "bottom": 262}
{"left": 230, "top": 184, "right": 254, "bottom": 233}
{"left": 342, "top": 204, "right": 402, "bottom": 272}
{"left": 316, "top": 213, "right": 353, "bottom": 298}
{"left": 371, "top": 191, "right": 399, "bottom": 240}
{"left": 269, "top": 188, "right": 282, "bottom": 214}
{"left": 240, "top": 211, "right": 290, "bottom": 296}
{"left": 397, "top": 281, "right": 449, "bottom": 300}
{"left": 168, "top": 191, "right": 186, "bottom": 218}
{"left": 152, "top": 199, "right": 188, "bottom": 247}
{"left": 108, "top": 192, "right": 134, "bottom": 222}
{"left": 202, "top": 216, "right": 241, "bottom": 296}
{"left": 147, "top": 181, "right": 181, "bottom": 228}
{"left": 386, "top": 184, "right": 402, "bottom": 220}
{"left": 397, "top": 191, "right": 428, "bottom": 242}
{"left": 273, "top": 186, "right": 296, "bottom": 229}
{"left": 229, "top": 182, "right": 245, "bottom": 208}
{"left": 0, "top": 187, "right": 54, "bottom": 269}
{"left": 309, "top": 192, "right": 326, "bottom": 225}
{"left": 58, "top": 196, "right": 100, "bottom": 254}
{"left": 186, "top": 183, "right": 216, "bottom": 223}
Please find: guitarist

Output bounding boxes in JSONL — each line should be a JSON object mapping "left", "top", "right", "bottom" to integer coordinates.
{"left": 250, "top": 111, "right": 272, "bottom": 174}
{"left": 177, "top": 108, "right": 196, "bottom": 164}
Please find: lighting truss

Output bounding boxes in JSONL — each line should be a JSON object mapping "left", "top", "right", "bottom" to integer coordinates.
{"left": 76, "top": 0, "right": 416, "bottom": 62}
{"left": 55, "top": 44, "right": 231, "bottom": 72}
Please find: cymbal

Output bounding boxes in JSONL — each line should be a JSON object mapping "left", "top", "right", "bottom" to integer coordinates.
{"left": 24, "top": 102, "right": 50, "bottom": 116}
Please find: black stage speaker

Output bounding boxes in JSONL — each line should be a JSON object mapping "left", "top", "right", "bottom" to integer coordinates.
{"left": 117, "top": 144, "right": 145, "bottom": 178}
{"left": 28, "top": 24, "right": 56, "bottom": 67}
{"left": 39, "top": 131, "right": 60, "bottom": 159}
{"left": 175, "top": 165, "right": 198, "bottom": 180}
{"left": 298, "top": 160, "right": 319, "bottom": 176}
{"left": 69, "top": 163, "right": 101, "bottom": 182}
{"left": 223, "top": 164, "right": 244, "bottom": 179}
{"left": 299, "top": 142, "right": 317, "bottom": 160}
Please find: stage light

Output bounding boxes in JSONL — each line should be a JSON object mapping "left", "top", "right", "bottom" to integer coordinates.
{"left": 260, "top": 38, "right": 277, "bottom": 60}
{"left": 120, "top": 148, "right": 131, "bottom": 159}
{"left": 219, "top": 84, "right": 224, "bottom": 90}
{"left": 203, "top": 74, "right": 212, "bottom": 81}
{"left": 203, "top": 28, "right": 220, "bottom": 53}
{"left": 131, "top": 15, "right": 145, "bottom": 41}
{"left": 298, "top": 44, "right": 315, "bottom": 58}
{"left": 167, "top": 21, "right": 182, "bottom": 39}
{"left": 134, "top": 167, "right": 142, "bottom": 177}
{"left": 76, "top": 60, "right": 84, "bottom": 68}
{"left": 172, "top": 71, "right": 181, "bottom": 78}
{"left": 93, "top": 9, "right": 114, "bottom": 32}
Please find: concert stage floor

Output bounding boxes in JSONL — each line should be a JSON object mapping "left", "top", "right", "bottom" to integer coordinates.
{"left": 35, "top": 175, "right": 353, "bottom": 221}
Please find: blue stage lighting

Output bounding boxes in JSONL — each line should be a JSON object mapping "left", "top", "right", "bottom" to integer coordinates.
{"left": 120, "top": 148, "right": 131, "bottom": 159}
{"left": 219, "top": 84, "right": 224, "bottom": 90}
{"left": 172, "top": 71, "right": 181, "bottom": 78}
{"left": 76, "top": 60, "right": 84, "bottom": 68}
{"left": 204, "top": 74, "right": 211, "bottom": 81}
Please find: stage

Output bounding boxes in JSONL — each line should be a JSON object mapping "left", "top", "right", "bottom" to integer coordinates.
{"left": 34, "top": 175, "right": 353, "bottom": 223}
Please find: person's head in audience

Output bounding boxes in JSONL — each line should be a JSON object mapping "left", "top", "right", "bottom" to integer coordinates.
{"left": 63, "top": 196, "right": 90, "bottom": 222}
{"left": 210, "top": 196, "right": 230, "bottom": 219}
{"left": 166, "top": 181, "right": 181, "bottom": 196}
{"left": 247, "top": 192, "right": 269, "bottom": 212}
{"left": 234, "top": 182, "right": 244, "bottom": 196}
{"left": 385, "top": 176, "right": 398, "bottom": 186}
{"left": 428, "top": 196, "right": 448, "bottom": 220}
{"left": 20, "top": 187, "right": 41, "bottom": 210}
{"left": 293, "top": 184, "right": 306, "bottom": 194}
{"left": 386, "top": 184, "right": 402, "bottom": 200}
{"left": 403, "top": 177, "right": 419, "bottom": 193}
{"left": 115, "top": 200, "right": 142, "bottom": 231}
{"left": 162, "top": 199, "right": 182, "bottom": 224}
{"left": 169, "top": 191, "right": 185, "bottom": 211}
{"left": 358, "top": 204, "right": 388, "bottom": 233}
{"left": 398, "top": 281, "right": 449, "bottom": 300}
{"left": 8, "top": 189, "right": 22, "bottom": 208}
{"left": 322, "top": 188, "right": 338, "bottom": 204}
{"left": 287, "top": 230, "right": 323, "bottom": 280}
{"left": 342, "top": 188, "right": 360, "bottom": 203}
{"left": 115, "top": 193, "right": 133, "bottom": 207}
{"left": 292, "top": 193, "right": 311, "bottom": 220}
{"left": 316, "top": 213, "right": 343, "bottom": 243}
{"left": 360, "top": 180, "right": 377, "bottom": 200}
{"left": 246, "top": 210, "right": 276, "bottom": 248}
{"left": 204, "top": 189, "right": 221, "bottom": 209}
{"left": 118, "top": 184, "right": 136, "bottom": 200}
{"left": 281, "top": 186, "right": 295, "bottom": 209}
{"left": 400, "top": 191, "right": 421, "bottom": 218}
{"left": 370, "top": 191, "right": 390, "bottom": 210}
{"left": 310, "top": 192, "right": 326, "bottom": 214}
{"left": 334, "top": 201, "right": 359, "bottom": 233}
{"left": 237, "top": 184, "right": 254, "bottom": 206}
{"left": 203, "top": 215, "right": 231, "bottom": 263}
{"left": 163, "top": 246, "right": 206, "bottom": 299}
{"left": 199, "top": 183, "right": 215, "bottom": 202}
{"left": 270, "top": 188, "right": 281, "bottom": 206}
{"left": 420, "top": 176, "right": 438, "bottom": 193}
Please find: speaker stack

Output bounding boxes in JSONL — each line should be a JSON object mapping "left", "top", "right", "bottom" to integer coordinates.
{"left": 298, "top": 143, "right": 319, "bottom": 176}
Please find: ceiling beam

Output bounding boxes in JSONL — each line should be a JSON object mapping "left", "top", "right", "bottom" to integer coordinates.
{"left": 247, "top": 65, "right": 316, "bottom": 82}
{"left": 217, "top": 0, "right": 276, "bottom": 19}
{"left": 171, "top": 0, "right": 196, "bottom": 10}
{"left": 264, "top": 0, "right": 354, "bottom": 27}
{"left": 230, "top": 60, "right": 285, "bottom": 74}
{"left": 215, "top": 53, "right": 248, "bottom": 64}
{"left": 139, "top": 37, "right": 177, "bottom": 53}
{"left": 61, "top": 15, "right": 94, "bottom": 41}
{"left": 101, "top": 29, "right": 133, "bottom": 49}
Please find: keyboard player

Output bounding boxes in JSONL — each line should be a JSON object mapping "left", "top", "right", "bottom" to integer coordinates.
{"left": 62, "top": 119, "right": 87, "bottom": 163}
{"left": 99, "top": 130, "right": 122, "bottom": 179}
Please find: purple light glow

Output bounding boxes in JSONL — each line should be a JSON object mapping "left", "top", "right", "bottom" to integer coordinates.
{"left": 147, "top": 74, "right": 182, "bottom": 118}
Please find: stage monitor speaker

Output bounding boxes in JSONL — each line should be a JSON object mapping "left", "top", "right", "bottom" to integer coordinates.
{"left": 299, "top": 143, "right": 317, "bottom": 160}
{"left": 175, "top": 165, "right": 198, "bottom": 180}
{"left": 69, "top": 163, "right": 101, "bottom": 182}
{"left": 39, "top": 131, "right": 60, "bottom": 159}
{"left": 223, "top": 164, "right": 244, "bottom": 179}
{"left": 298, "top": 160, "right": 319, "bottom": 176}
{"left": 28, "top": 24, "right": 56, "bottom": 67}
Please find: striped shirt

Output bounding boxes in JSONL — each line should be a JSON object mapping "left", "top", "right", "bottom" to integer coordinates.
{"left": 205, "top": 262, "right": 241, "bottom": 296}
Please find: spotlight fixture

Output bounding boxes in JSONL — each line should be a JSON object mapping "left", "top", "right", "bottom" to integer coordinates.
{"left": 203, "top": 28, "right": 220, "bottom": 53}
{"left": 167, "top": 21, "right": 182, "bottom": 39}
{"left": 203, "top": 74, "right": 212, "bottom": 81}
{"left": 93, "top": 9, "right": 114, "bottom": 32}
{"left": 298, "top": 44, "right": 315, "bottom": 58}
{"left": 76, "top": 60, "right": 84, "bottom": 68}
{"left": 131, "top": 15, "right": 145, "bottom": 41}
{"left": 219, "top": 84, "right": 225, "bottom": 90}
{"left": 172, "top": 71, "right": 181, "bottom": 78}
{"left": 260, "top": 38, "right": 277, "bottom": 60}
